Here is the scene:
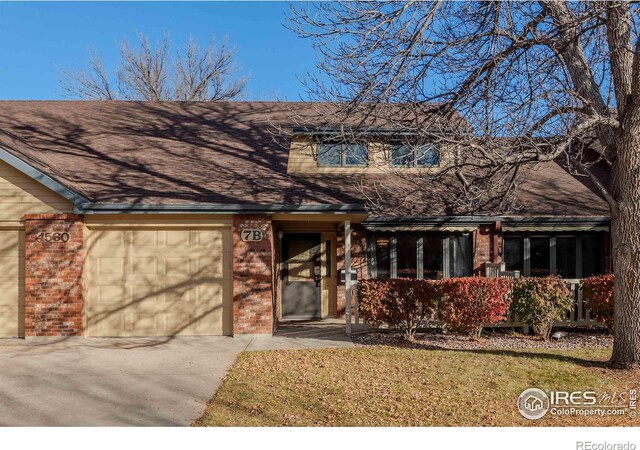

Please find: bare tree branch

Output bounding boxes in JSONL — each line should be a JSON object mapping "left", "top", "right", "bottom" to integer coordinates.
{"left": 59, "top": 51, "right": 115, "bottom": 100}
{"left": 59, "top": 33, "right": 247, "bottom": 101}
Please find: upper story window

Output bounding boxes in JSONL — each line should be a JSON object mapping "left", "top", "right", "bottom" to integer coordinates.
{"left": 317, "top": 142, "right": 368, "bottom": 167}
{"left": 390, "top": 143, "right": 440, "bottom": 168}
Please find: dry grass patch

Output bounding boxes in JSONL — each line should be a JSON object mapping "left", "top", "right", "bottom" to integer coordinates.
{"left": 195, "top": 346, "right": 639, "bottom": 427}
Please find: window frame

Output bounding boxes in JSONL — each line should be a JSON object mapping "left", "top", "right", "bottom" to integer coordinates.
{"left": 390, "top": 143, "right": 440, "bottom": 168}
{"left": 316, "top": 142, "right": 368, "bottom": 167}
{"left": 367, "top": 232, "right": 471, "bottom": 279}
{"left": 502, "top": 233, "right": 604, "bottom": 279}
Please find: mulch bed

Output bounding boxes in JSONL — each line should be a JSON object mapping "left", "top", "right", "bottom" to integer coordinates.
{"left": 353, "top": 329, "right": 613, "bottom": 350}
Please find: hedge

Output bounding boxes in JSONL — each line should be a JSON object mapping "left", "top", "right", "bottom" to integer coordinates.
{"left": 357, "top": 278, "right": 439, "bottom": 339}
{"left": 437, "top": 277, "right": 513, "bottom": 338}
{"left": 582, "top": 274, "right": 614, "bottom": 329}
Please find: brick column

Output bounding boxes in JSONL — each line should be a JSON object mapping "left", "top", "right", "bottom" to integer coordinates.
{"left": 24, "top": 214, "right": 84, "bottom": 336}
{"left": 232, "top": 215, "right": 274, "bottom": 335}
{"left": 472, "top": 221, "right": 503, "bottom": 276}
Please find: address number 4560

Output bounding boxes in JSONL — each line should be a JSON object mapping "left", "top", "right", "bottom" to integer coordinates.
{"left": 36, "top": 232, "right": 70, "bottom": 243}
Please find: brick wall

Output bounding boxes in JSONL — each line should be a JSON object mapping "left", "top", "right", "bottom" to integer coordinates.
{"left": 24, "top": 214, "right": 84, "bottom": 336}
{"left": 336, "top": 224, "right": 368, "bottom": 317}
{"left": 232, "top": 215, "right": 274, "bottom": 334}
{"left": 473, "top": 222, "right": 502, "bottom": 275}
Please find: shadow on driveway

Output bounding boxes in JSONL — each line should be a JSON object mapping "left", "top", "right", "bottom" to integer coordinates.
{"left": 0, "top": 336, "right": 248, "bottom": 426}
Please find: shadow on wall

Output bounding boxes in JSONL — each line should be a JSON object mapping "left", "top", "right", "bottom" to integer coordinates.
{"left": 22, "top": 225, "right": 235, "bottom": 349}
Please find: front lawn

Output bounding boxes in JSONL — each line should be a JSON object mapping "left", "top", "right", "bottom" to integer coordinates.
{"left": 195, "top": 346, "right": 639, "bottom": 426}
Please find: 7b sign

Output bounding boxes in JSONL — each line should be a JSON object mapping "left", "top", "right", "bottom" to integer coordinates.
{"left": 241, "top": 229, "right": 264, "bottom": 242}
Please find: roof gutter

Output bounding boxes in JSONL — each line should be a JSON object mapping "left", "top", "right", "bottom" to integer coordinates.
{"left": 363, "top": 215, "right": 611, "bottom": 230}
{"left": 76, "top": 203, "right": 368, "bottom": 215}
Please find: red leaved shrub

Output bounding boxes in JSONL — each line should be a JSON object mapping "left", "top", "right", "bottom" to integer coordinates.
{"left": 582, "top": 274, "right": 614, "bottom": 329}
{"left": 357, "top": 278, "right": 439, "bottom": 339}
{"left": 437, "top": 277, "right": 513, "bottom": 338}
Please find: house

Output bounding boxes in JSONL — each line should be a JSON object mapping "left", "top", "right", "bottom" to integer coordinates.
{"left": 0, "top": 101, "right": 610, "bottom": 338}
{"left": 524, "top": 396, "right": 544, "bottom": 412}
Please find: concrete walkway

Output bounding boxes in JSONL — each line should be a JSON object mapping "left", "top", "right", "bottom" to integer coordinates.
{"left": 244, "top": 321, "right": 357, "bottom": 351}
{"left": 0, "top": 336, "right": 248, "bottom": 426}
{"left": 0, "top": 324, "right": 359, "bottom": 426}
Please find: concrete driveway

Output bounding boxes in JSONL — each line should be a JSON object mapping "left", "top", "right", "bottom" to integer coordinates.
{"left": 0, "top": 336, "right": 248, "bottom": 426}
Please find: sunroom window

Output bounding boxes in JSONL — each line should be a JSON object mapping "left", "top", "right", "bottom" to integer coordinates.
{"left": 367, "top": 232, "right": 471, "bottom": 279}
{"left": 503, "top": 234, "right": 604, "bottom": 278}
{"left": 390, "top": 144, "right": 440, "bottom": 168}
{"left": 317, "top": 142, "right": 367, "bottom": 167}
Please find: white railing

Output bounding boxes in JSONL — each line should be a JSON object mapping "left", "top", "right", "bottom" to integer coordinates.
{"left": 485, "top": 262, "right": 520, "bottom": 279}
{"left": 484, "top": 262, "right": 602, "bottom": 328}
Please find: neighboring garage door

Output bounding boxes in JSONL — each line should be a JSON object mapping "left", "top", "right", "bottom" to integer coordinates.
{"left": 85, "top": 227, "right": 232, "bottom": 337}
{"left": 0, "top": 229, "right": 22, "bottom": 337}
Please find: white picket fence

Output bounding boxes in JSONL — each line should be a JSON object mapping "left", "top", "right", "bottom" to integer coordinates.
{"left": 484, "top": 263, "right": 601, "bottom": 328}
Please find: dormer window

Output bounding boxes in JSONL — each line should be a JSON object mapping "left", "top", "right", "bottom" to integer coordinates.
{"left": 390, "top": 143, "right": 440, "bottom": 168}
{"left": 317, "top": 142, "right": 368, "bottom": 167}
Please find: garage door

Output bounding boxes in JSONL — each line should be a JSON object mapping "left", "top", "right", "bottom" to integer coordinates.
{"left": 86, "top": 228, "right": 232, "bottom": 336}
{"left": 0, "top": 230, "right": 22, "bottom": 337}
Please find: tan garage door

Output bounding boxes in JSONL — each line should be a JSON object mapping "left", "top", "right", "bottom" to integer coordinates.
{"left": 86, "top": 228, "right": 232, "bottom": 336}
{"left": 0, "top": 230, "right": 22, "bottom": 337}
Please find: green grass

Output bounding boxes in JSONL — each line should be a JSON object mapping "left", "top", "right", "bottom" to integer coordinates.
{"left": 195, "top": 346, "right": 639, "bottom": 427}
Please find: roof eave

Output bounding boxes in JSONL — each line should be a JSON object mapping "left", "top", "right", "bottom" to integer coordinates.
{"left": 77, "top": 203, "right": 368, "bottom": 215}
{"left": 0, "top": 147, "right": 91, "bottom": 208}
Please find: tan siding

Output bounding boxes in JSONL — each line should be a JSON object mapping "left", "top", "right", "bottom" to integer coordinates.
{"left": 84, "top": 214, "right": 233, "bottom": 228}
{"left": 287, "top": 139, "right": 388, "bottom": 174}
{"left": 0, "top": 160, "right": 71, "bottom": 337}
{"left": 0, "top": 230, "right": 23, "bottom": 337}
{"left": 0, "top": 161, "right": 73, "bottom": 223}
{"left": 85, "top": 223, "right": 233, "bottom": 337}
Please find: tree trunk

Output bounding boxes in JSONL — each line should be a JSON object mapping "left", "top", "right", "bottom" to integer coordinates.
{"left": 610, "top": 100, "right": 640, "bottom": 369}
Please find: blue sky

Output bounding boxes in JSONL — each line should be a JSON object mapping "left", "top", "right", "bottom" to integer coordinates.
{"left": 0, "top": 2, "right": 315, "bottom": 100}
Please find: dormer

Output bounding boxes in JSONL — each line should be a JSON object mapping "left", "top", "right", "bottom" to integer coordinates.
{"left": 286, "top": 130, "right": 450, "bottom": 174}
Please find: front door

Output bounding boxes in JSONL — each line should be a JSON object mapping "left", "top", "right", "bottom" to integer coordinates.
{"left": 282, "top": 234, "right": 321, "bottom": 319}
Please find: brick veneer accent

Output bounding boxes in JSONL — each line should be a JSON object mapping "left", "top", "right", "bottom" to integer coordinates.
{"left": 232, "top": 215, "right": 274, "bottom": 334}
{"left": 473, "top": 222, "right": 502, "bottom": 275}
{"left": 336, "top": 224, "right": 368, "bottom": 317}
{"left": 24, "top": 214, "right": 84, "bottom": 336}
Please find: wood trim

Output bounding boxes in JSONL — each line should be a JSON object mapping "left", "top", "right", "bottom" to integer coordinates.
{"left": 321, "top": 231, "right": 337, "bottom": 318}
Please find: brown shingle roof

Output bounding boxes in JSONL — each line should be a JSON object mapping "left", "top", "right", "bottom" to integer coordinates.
{"left": 0, "top": 101, "right": 609, "bottom": 217}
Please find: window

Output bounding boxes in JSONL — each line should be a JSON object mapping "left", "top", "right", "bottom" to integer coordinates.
{"left": 423, "top": 235, "right": 444, "bottom": 279}
{"left": 502, "top": 234, "right": 605, "bottom": 278}
{"left": 556, "top": 237, "right": 576, "bottom": 278}
{"left": 390, "top": 144, "right": 440, "bottom": 168}
{"left": 449, "top": 234, "right": 472, "bottom": 278}
{"left": 582, "top": 235, "right": 603, "bottom": 277}
{"left": 317, "top": 142, "right": 367, "bottom": 167}
{"left": 416, "top": 144, "right": 440, "bottom": 167}
{"left": 390, "top": 145, "right": 413, "bottom": 167}
{"left": 504, "top": 237, "right": 524, "bottom": 273}
{"left": 345, "top": 143, "right": 367, "bottom": 166}
{"left": 374, "top": 236, "right": 391, "bottom": 279}
{"left": 396, "top": 235, "right": 417, "bottom": 278}
{"left": 368, "top": 232, "right": 470, "bottom": 279}
{"left": 530, "top": 237, "right": 551, "bottom": 277}
{"left": 317, "top": 143, "right": 341, "bottom": 166}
